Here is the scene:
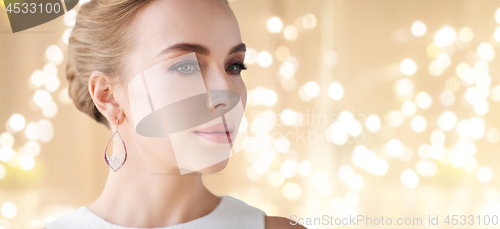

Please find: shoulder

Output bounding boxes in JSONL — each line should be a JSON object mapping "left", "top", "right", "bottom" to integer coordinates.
{"left": 208, "top": 196, "right": 266, "bottom": 228}
{"left": 44, "top": 207, "right": 98, "bottom": 229}
{"left": 266, "top": 216, "right": 307, "bottom": 229}
{"left": 220, "top": 196, "right": 266, "bottom": 216}
{"left": 221, "top": 196, "right": 305, "bottom": 229}
{"left": 217, "top": 196, "right": 266, "bottom": 220}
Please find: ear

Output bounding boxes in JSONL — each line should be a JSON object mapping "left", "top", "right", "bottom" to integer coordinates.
{"left": 88, "top": 71, "right": 124, "bottom": 127}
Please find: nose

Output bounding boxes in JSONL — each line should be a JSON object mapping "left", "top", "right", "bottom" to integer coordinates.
{"left": 211, "top": 95, "right": 228, "bottom": 110}
{"left": 207, "top": 90, "right": 240, "bottom": 117}
{"left": 204, "top": 65, "right": 239, "bottom": 114}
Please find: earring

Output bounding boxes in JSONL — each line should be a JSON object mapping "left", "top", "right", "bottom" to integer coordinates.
{"left": 104, "top": 117, "right": 128, "bottom": 172}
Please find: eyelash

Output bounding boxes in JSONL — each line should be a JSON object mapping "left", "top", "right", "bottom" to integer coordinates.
{"left": 225, "top": 62, "right": 247, "bottom": 74}
{"left": 171, "top": 61, "right": 200, "bottom": 74}
{"left": 170, "top": 61, "right": 247, "bottom": 75}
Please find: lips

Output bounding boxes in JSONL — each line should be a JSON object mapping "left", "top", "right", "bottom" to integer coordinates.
{"left": 194, "top": 122, "right": 236, "bottom": 144}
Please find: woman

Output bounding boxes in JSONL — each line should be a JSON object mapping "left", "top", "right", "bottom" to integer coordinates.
{"left": 45, "top": 0, "right": 304, "bottom": 228}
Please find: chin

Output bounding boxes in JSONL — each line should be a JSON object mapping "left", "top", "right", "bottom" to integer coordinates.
{"left": 197, "top": 158, "right": 229, "bottom": 174}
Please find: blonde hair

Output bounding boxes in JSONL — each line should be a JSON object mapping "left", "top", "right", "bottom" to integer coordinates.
{"left": 67, "top": 0, "right": 154, "bottom": 128}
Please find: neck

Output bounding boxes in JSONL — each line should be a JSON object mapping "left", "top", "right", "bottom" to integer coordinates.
{"left": 88, "top": 133, "right": 220, "bottom": 227}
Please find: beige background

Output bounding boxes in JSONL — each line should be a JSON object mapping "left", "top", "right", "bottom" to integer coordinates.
{"left": 1, "top": 0, "right": 500, "bottom": 228}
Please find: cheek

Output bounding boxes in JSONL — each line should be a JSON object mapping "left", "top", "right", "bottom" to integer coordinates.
{"left": 234, "top": 78, "right": 247, "bottom": 108}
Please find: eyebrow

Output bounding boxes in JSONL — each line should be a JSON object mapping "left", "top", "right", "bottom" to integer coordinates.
{"left": 228, "top": 43, "right": 246, "bottom": 55}
{"left": 156, "top": 42, "right": 246, "bottom": 58}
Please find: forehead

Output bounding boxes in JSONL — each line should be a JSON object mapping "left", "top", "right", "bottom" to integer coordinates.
{"left": 129, "top": 0, "right": 242, "bottom": 66}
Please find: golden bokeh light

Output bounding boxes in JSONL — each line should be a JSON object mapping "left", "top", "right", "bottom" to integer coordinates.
{"left": 411, "top": 21, "right": 427, "bottom": 37}
{"left": 4, "top": 1, "right": 500, "bottom": 227}
{"left": 434, "top": 27, "right": 456, "bottom": 47}
{"left": 267, "top": 16, "right": 283, "bottom": 33}
{"left": 458, "top": 27, "right": 474, "bottom": 43}
{"left": 284, "top": 25, "right": 298, "bottom": 40}
{"left": 401, "top": 169, "right": 419, "bottom": 189}
{"left": 257, "top": 51, "right": 273, "bottom": 67}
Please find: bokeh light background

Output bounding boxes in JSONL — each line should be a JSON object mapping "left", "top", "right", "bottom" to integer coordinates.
{"left": 2, "top": 0, "right": 500, "bottom": 228}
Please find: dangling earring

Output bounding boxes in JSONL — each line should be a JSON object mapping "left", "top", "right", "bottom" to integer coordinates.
{"left": 104, "top": 117, "right": 128, "bottom": 172}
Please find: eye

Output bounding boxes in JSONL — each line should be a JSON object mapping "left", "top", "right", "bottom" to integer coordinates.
{"left": 171, "top": 61, "right": 200, "bottom": 74}
{"left": 180, "top": 65, "right": 193, "bottom": 72}
{"left": 225, "top": 62, "right": 247, "bottom": 75}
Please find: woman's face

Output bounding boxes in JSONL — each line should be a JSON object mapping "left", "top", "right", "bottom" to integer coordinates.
{"left": 116, "top": 0, "right": 247, "bottom": 174}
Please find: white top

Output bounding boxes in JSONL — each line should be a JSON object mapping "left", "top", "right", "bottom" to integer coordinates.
{"left": 45, "top": 196, "right": 266, "bottom": 229}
